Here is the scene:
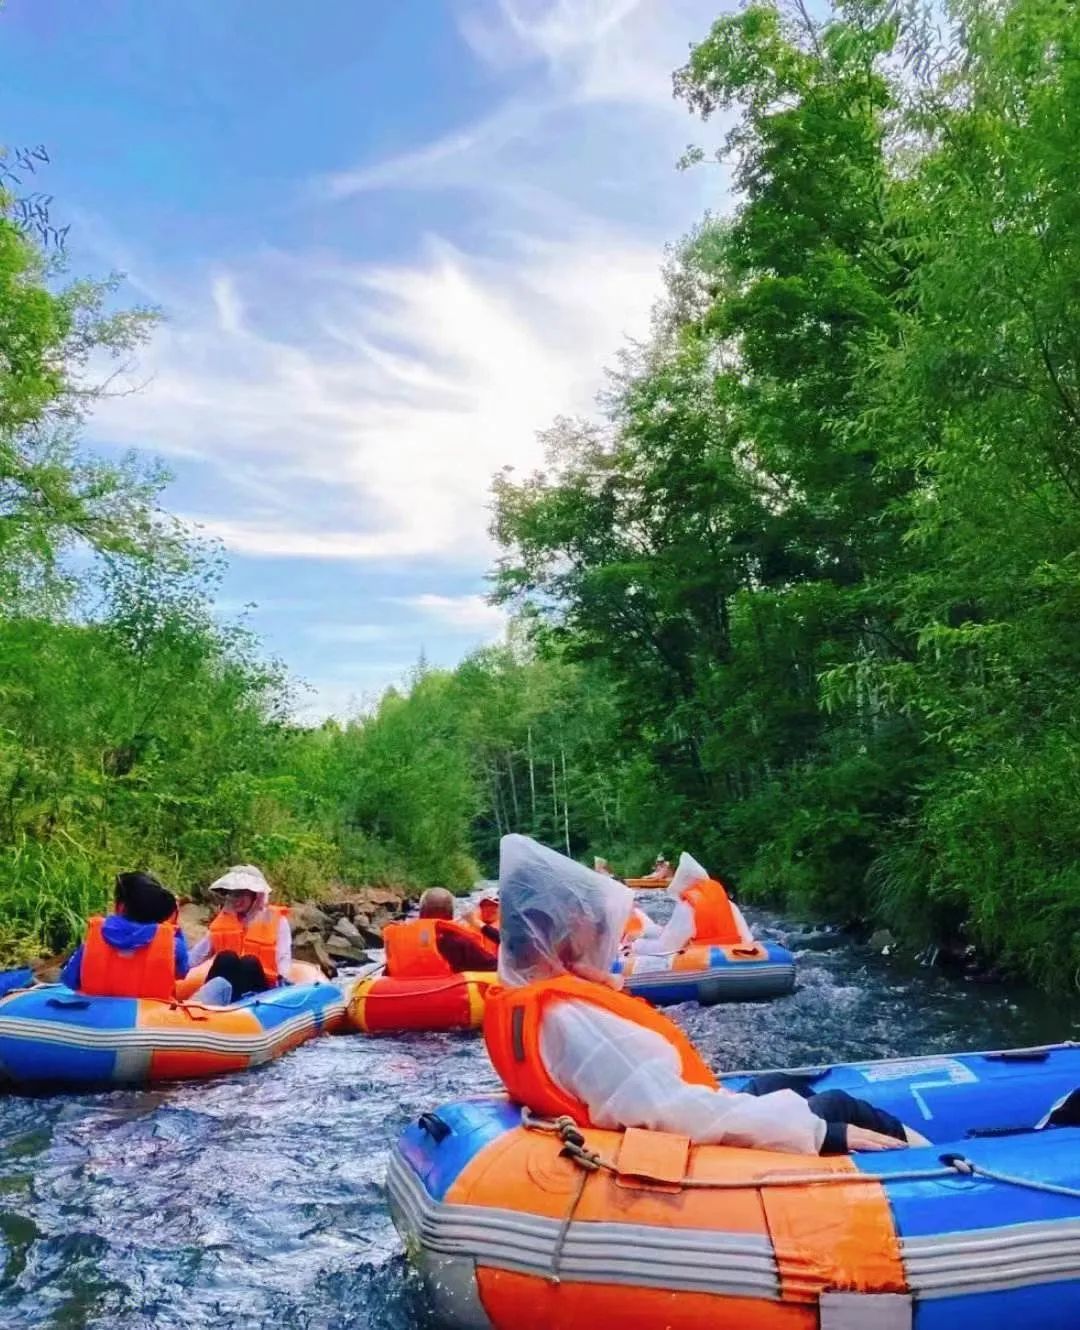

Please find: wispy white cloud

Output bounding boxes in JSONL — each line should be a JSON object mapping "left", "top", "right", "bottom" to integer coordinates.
{"left": 319, "top": 98, "right": 553, "bottom": 200}
{"left": 323, "top": 0, "right": 725, "bottom": 202}
{"left": 457, "top": 0, "right": 691, "bottom": 106}
{"left": 91, "top": 226, "right": 664, "bottom": 565}
{"left": 401, "top": 593, "right": 507, "bottom": 635}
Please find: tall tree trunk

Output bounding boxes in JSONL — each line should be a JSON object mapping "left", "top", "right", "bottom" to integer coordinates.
{"left": 527, "top": 726, "right": 537, "bottom": 831}
{"left": 596, "top": 767, "right": 613, "bottom": 839}
{"left": 490, "top": 762, "right": 505, "bottom": 836}
{"left": 506, "top": 751, "right": 520, "bottom": 828}
{"left": 561, "top": 745, "right": 571, "bottom": 855}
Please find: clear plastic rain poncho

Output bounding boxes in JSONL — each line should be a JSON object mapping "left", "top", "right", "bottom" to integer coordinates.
{"left": 495, "top": 835, "right": 826, "bottom": 1154}
{"left": 498, "top": 835, "right": 634, "bottom": 988}
{"left": 632, "top": 851, "right": 753, "bottom": 955}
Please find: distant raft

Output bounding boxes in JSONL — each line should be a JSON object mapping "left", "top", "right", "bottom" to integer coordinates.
{"left": 615, "top": 940, "right": 796, "bottom": 1004}
{"left": 346, "top": 969, "right": 495, "bottom": 1034}
{"left": 390, "top": 1042, "right": 1080, "bottom": 1330}
{"left": 0, "top": 979, "right": 347, "bottom": 1090}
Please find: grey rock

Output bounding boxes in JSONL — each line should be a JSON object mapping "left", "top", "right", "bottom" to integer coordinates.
{"left": 289, "top": 902, "right": 333, "bottom": 935}
{"left": 330, "top": 916, "right": 364, "bottom": 945}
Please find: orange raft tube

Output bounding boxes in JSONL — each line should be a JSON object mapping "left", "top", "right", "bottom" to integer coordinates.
{"left": 346, "top": 970, "right": 495, "bottom": 1034}
{"left": 623, "top": 873, "right": 671, "bottom": 890}
{"left": 390, "top": 1101, "right": 909, "bottom": 1330}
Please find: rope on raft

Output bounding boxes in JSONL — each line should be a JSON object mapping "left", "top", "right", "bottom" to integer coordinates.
{"left": 521, "top": 1109, "right": 1080, "bottom": 1283}
{"left": 521, "top": 1108, "right": 1080, "bottom": 1271}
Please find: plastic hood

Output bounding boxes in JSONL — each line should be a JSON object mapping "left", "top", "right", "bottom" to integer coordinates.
{"left": 666, "top": 851, "right": 710, "bottom": 902}
{"left": 497, "top": 835, "right": 634, "bottom": 988}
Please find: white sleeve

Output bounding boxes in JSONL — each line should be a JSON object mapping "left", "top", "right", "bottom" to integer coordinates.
{"left": 631, "top": 899, "right": 695, "bottom": 955}
{"left": 731, "top": 903, "right": 754, "bottom": 943}
{"left": 540, "top": 1000, "right": 826, "bottom": 1154}
{"left": 277, "top": 916, "right": 293, "bottom": 979}
{"left": 188, "top": 934, "right": 211, "bottom": 966}
{"left": 632, "top": 908, "right": 662, "bottom": 939}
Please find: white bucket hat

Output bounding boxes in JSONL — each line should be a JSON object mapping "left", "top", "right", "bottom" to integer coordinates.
{"left": 209, "top": 865, "right": 271, "bottom": 903}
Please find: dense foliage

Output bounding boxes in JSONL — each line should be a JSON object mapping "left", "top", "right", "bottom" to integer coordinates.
{"left": 492, "top": 0, "right": 1080, "bottom": 988}
{"left": 3, "top": 0, "right": 1078, "bottom": 991}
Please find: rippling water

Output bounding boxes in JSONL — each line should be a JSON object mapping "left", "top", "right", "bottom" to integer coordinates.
{"left": 1, "top": 904, "right": 1077, "bottom": 1329}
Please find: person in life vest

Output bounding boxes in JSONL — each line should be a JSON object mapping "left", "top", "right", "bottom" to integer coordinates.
{"left": 622, "top": 905, "right": 661, "bottom": 943}
{"left": 596, "top": 858, "right": 659, "bottom": 941}
{"left": 61, "top": 872, "right": 189, "bottom": 1000}
{"left": 464, "top": 889, "right": 501, "bottom": 937}
{"left": 651, "top": 854, "right": 673, "bottom": 881}
{"left": 485, "top": 835, "right": 926, "bottom": 1154}
{"left": 631, "top": 851, "right": 753, "bottom": 956}
{"left": 383, "top": 887, "right": 499, "bottom": 979}
{"left": 187, "top": 865, "right": 291, "bottom": 1003}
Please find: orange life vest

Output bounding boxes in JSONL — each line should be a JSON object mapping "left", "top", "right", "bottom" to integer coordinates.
{"left": 484, "top": 974, "right": 718, "bottom": 1125}
{"left": 623, "top": 910, "right": 647, "bottom": 942}
{"left": 684, "top": 878, "right": 742, "bottom": 946}
{"left": 382, "top": 917, "right": 494, "bottom": 978}
{"left": 80, "top": 916, "right": 176, "bottom": 1001}
{"left": 465, "top": 904, "right": 501, "bottom": 933}
{"left": 208, "top": 904, "right": 287, "bottom": 984}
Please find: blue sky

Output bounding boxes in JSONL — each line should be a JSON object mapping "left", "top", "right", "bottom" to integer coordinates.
{"left": 1, "top": 0, "right": 731, "bottom": 719}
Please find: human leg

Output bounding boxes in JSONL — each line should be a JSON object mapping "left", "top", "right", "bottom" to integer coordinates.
{"left": 206, "top": 951, "right": 270, "bottom": 999}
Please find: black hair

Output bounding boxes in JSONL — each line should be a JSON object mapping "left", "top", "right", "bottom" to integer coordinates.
{"left": 114, "top": 871, "right": 177, "bottom": 924}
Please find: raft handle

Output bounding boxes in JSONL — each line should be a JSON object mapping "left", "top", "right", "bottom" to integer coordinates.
{"left": 418, "top": 1112, "right": 451, "bottom": 1144}
{"left": 983, "top": 1048, "right": 1050, "bottom": 1062}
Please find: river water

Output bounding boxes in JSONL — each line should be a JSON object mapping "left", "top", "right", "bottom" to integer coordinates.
{"left": 0, "top": 905, "right": 1076, "bottom": 1330}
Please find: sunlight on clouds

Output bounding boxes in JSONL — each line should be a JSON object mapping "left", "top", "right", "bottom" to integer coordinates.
{"left": 402, "top": 593, "right": 507, "bottom": 635}
{"left": 91, "top": 229, "right": 664, "bottom": 564}
{"left": 458, "top": 0, "right": 644, "bottom": 75}
{"left": 457, "top": 0, "right": 721, "bottom": 105}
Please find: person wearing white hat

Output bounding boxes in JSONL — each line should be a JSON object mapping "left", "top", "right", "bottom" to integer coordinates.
{"left": 187, "top": 865, "right": 292, "bottom": 1002}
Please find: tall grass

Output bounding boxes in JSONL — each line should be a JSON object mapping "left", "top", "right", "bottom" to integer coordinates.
{"left": 0, "top": 838, "right": 116, "bottom": 961}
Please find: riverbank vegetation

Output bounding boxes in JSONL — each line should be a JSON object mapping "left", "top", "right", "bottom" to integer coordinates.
{"left": 2, "top": 0, "right": 1078, "bottom": 989}
{"left": 492, "top": 0, "right": 1080, "bottom": 988}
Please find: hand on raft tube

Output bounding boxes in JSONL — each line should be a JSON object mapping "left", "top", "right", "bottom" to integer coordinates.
{"left": 847, "top": 1123, "right": 931, "bottom": 1151}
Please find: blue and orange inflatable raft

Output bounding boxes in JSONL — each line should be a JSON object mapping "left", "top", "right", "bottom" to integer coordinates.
{"left": 616, "top": 940, "right": 796, "bottom": 1004}
{"left": 390, "top": 1042, "right": 1080, "bottom": 1329}
{"left": 0, "top": 976, "right": 347, "bottom": 1089}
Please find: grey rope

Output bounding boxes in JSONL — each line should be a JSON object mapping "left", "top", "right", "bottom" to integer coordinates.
{"left": 522, "top": 1109, "right": 1080, "bottom": 1199}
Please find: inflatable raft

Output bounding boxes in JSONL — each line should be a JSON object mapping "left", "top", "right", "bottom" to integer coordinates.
{"left": 390, "top": 1042, "right": 1080, "bottom": 1330}
{"left": 347, "top": 970, "right": 495, "bottom": 1034}
{"left": 616, "top": 940, "right": 796, "bottom": 1004}
{"left": 0, "top": 979, "right": 347, "bottom": 1090}
{"left": 623, "top": 874, "right": 670, "bottom": 890}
